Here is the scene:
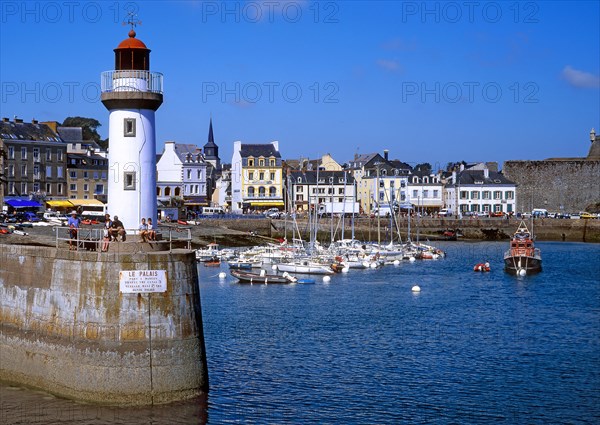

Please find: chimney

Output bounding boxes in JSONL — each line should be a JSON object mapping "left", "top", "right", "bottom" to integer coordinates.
{"left": 591, "top": 128, "right": 596, "bottom": 143}
{"left": 483, "top": 167, "right": 489, "bottom": 179}
{"left": 32, "top": 119, "right": 38, "bottom": 124}
{"left": 383, "top": 149, "right": 389, "bottom": 161}
{"left": 14, "top": 118, "right": 23, "bottom": 124}
{"left": 2, "top": 117, "right": 9, "bottom": 122}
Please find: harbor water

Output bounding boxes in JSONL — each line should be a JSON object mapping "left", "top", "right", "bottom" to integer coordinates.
{"left": 1, "top": 241, "right": 599, "bottom": 424}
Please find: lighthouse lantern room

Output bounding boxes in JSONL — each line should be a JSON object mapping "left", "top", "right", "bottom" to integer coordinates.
{"left": 101, "top": 23, "right": 163, "bottom": 231}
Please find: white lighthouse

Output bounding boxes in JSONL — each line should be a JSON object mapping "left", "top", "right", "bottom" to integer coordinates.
{"left": 101, "top": 26, "right": 163, "bottom": 230}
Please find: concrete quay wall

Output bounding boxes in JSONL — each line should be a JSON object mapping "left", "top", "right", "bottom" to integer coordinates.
{"left": 0, "top": 244, "right": 208, "bottom": 405}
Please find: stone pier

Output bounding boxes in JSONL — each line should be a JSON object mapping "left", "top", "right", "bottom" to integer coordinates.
{"left": 0, "top": 244, "right": 208, "bottom": 405}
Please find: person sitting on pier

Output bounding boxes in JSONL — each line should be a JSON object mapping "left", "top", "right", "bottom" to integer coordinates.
{"left": 139, "top": 218, "right": 148, "bottom": 242}
{"left": 110, "top": 215, "right": 126, "bottom": 242}
{"left": 147, "top": 217, "right": 156, "bottom": 241}
{"left": 68, "top": 210, "right": 80, "bottom": 250}
{"left": 101, "top": 213, "right": 113, "bottom": 252}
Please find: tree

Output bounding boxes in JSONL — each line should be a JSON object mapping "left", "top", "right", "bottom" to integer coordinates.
{"left": 414, "top": 162, "right": 432, "bottom": 173}
{"left": 62, "top": 117, "right": 108, "bottom": 150}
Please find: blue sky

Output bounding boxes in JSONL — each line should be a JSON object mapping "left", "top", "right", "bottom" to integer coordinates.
{"left": 1, "top": 1, "right": 599, "bottom": 170}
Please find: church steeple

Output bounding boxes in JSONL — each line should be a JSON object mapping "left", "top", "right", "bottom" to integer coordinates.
{"left": 203, "top": 118, "right": 220, "bottom": 170}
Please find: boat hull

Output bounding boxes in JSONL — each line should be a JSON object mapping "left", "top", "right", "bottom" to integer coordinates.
{"left": 504, "top": 256, "right": 542, "bottom": 275}
{"left": 230, "top": 269, "right": 291, "bottom": 284}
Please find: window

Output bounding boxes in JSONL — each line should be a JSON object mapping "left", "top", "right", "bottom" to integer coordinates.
{"left": 297, "top": 177, "right": 302, "bottom": 183}
{"left": 21, "top": 164, "right": 26, "bottom": 177}
{"left": 494, "top": 191, "right": 502, "bottom": 199}
{"left": 124, "top": 118, "right": 136, "bottom": 137}
{"left": 33, "top": 148, "right": 40, "bottom": 162}
{"left": 46, "top": 149, "right": 52, "bottom": 161}
{"left": 83, "top": 171, "right": 89, "bottom": 179}
{"left": 69, "top": 170, "right": 77, "bottom": 179}
{"left": 483, "top": 204, "right": 490, "bottom": 212}
{"left": 379, "top": 192, "right": 384, "bottom": 201}
{"left": 423, "top": 190, "right": 429, "bottom": 198}
{"left": 248, "top": 158, "right": 254, "bottom": 166}
{"left": 296, "top": 194, "right": 304, "bottom": 201}
{"left": 187, "top": 169, "right": 192, "bottom": 180}
{"left": 259, "top": 172, "right": 264, "bottom": 180}
{"left": 249, "top": 172, "right": 254, "bottom": 180}
{"left": 124, "top": 171, "right": 136, "bottom": 190}
{"left": 8, "top": 182, "right": 15, "bottom": 195}
{"left": 57, "top": 183, "right": 63, "bottom": 195}
{"left": 33, "top": 182, "right": 40, "bottom": 192}
{"left": 505, "top": 191, "right": 514, "bottom": 200}
{"left": 460, "top": 191, "right": 469, "bottom": 199}
{"left": 83, "top": 183, "right": 89, "bottom": 192}
{"left": 165, "top": 187, "right": 171, "bottom": 196}
{"left": 338, "top": 188, "right": 344, "bottom": 194}
{"left": 423, "top": 176, "right": 429, "bottom": 183}
{"left": 248, "top": 187, "right": 255, "bottom": 197}
{"left": 258, "top": 186, "right": 265, "bottom": 197}
{"left": 21, "top": 147, "right": 27, "bottom": 159}
{"left": 412, "top": 190, "right": 418, "bottom": 198}
{"left": 197, "top": 169, "right": 201, "bottom": 179}
{"left": 482, "top": 191, "right": 491, "bottom": 199}
{"left": 70, "top": 184, "right": 77, "bottom": 191}
{"left": 93, "top": 172, "right": 99, "bottom": 180}
{"left": 471, "top": 191, "right": 479, "bottom": 200}
{"left": 433, "top": 190, "right": 439, "bottom": 198}
{"left": 259, "top": 159, "right": 264, "bottom": 166}
{"left": 270, "top": 172, "right": 275, "bottom": 181}
{"left": 46, "top": 183, "right": 52, "bottom": 194}
{"left": 400, "top": 181, "right": 406, "bottom": 188}
{"left": 269, "top": 187, "right": 276, "bottom": 197}
{"left": 46, "top": 166, "right": 52, "bottom": 178}
{"left": 57, "top": 166, "right": 63, "bottom": 178}
{"left": 7, "top": 164, "right": 14, "bottom": 177}
{"left": 33, "top": 165, "right": 40, "bottom": 179}
{"left": 57, "top": 150, "right": 63, "bottom": 161}
{"left": 157, "top": 187, "right": 162, "bottom": 196}
{"left": 101, "top": 171, "right": 107, "bottom": 179}
{"left": 174, "top": 187, "right": 181, "bottom": 196}
{"left": 270, "top": 159, "right": 275, "bottom": 166}
{"left": 8, "top": 146, "right": 14, "bottom": 159}
{"left": 379, "top": 180, "right": 384, "bottom": 188}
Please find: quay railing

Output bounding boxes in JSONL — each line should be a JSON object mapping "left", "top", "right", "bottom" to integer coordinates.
{"left": 55, "top": 226, "right": 191, "bottom": 252}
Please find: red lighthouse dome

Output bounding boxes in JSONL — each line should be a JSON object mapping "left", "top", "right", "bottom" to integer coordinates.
{"left": 114, "top": 29, "right": 150, "bottom": 70}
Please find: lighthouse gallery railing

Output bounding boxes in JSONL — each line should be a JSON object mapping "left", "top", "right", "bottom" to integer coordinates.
{"left": 101, "top": 70, "right": 163, "bottom": 94}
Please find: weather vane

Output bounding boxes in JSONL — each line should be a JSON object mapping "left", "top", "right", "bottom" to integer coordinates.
{"left": 123, "top": 10, "right": 142, "bottom": 30}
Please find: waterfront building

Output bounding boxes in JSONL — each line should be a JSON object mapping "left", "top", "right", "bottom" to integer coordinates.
{"left": 0, "top": 118, "right": 67, "bottom": 207}
{"left": 231, "top": 141, "right": 284, "bottom": 213}
{"left": 406, "top": 169, "right": 444, "bottom": 213}
{"left": 443, "top": 163, "right": 517, "bottom": 217}
{"left": 100, "top": 27, "right": 163, "bottom": 229}
{"left": 347, "top": 152, "right": 386, "bottom": 214}
{"left": 156, "top": 141, "right": 209, "bottom": 212}
{"left": 66, "top": 152, "right": 109, "bottom": 203}
{"left": 287, "top": 170, "right": 356, "bottom": 213}
{"left": 213, "top": 164, "right": 232, "bottom": 210}
{"left": 285, "top": 153, "right": 342, "bottom": 172}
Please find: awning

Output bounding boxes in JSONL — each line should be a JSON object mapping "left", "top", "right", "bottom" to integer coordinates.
{"left": 46, "top": 200, "right": 74, "bottom": 208}
{"left": 5, "top": 199, "right": 42, "bottom": 208}
{"left": 70, "top": 199, "right": 105, "bottom": 206}
{"left": 249, "top": 201, "right": 285, "bottom": 207}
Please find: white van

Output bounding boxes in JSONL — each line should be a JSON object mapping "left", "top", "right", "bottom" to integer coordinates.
{"left": 202, "top": 207, "right": 225, "bottom": 215}
{"left": 532, "top": 208, "right": 548, "bottom": 218}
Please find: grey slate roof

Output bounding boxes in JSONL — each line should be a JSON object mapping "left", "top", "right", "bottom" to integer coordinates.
{"left": 240, "top": 144, "right": 281, "bottom": 158}
{"left": 451, "top": 170, "right": 515, "bottom": 186}
{"left": 0, "top": 121, "right": 63, "bottom": 142}
{"left": 57, "top": 127, "right": 83, "bottom": 142}
{"left": 174, "top": 144, "right": 204, "bottom": 163}
{"left": 289, "top": 170, "right": 355, "bottom": 185}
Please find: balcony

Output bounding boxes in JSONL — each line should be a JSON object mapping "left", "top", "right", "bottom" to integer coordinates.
{"left": 101, "top": 70, "right": 163, "bottom": 94}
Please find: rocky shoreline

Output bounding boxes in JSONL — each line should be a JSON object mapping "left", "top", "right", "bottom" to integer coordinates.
{"left": 2, "top": 216, "right": 598, "bottom": 248}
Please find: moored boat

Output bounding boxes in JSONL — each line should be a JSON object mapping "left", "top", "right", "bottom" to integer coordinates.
{"left": 230, "top": 269, "right": 297, "bottom": 284}
{"left": 504, "top": 221, "right": 542, "bottom": 275}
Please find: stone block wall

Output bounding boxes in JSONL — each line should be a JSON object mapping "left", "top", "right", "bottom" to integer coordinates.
{"left": 503, "top": 160, "right": 600, "bottom": 213}
{"left": 0, "top": 245, "right": 208, "bottom": 405}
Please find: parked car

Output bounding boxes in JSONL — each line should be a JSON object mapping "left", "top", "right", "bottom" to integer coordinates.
{"left": 579, "top": 212, "right": 597, "bottom": 219}
{"left": 569, "top": 213, "right": 581, "bottom": 219}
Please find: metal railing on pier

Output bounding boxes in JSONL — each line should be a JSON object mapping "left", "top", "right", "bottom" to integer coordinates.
{"left": 54, "top": 226, "right": 191, "bottom": 252}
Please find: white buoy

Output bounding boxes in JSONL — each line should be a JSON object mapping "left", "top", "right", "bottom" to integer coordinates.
{"left": 218, "top": 272, "right": 226, "bottom": 279}
{"left": 409, "top": 257, "right": 416, "bottom": 262}
{"left": 323, "top": 275, "right": 331, "bottom": 282}
{"left": 342, "top": 266, "right": 349, "bottom": 273}
{"left": 370, "top": 262, "right": 377, "bottom": 268}
{"left": 412, "top": 285, "right": 421, "bottom": 292}
{"left": 393, "top": 260, "right": 400, "bottom": 266}
{"left": 518, "top": 269, "right": 527, "bottom": 276}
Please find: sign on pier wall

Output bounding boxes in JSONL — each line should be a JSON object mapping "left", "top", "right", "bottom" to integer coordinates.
{"left": 119, "top": 270, "right": 167, "bottom": 293}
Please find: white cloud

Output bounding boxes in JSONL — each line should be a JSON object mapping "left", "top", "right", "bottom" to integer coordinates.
{"left": 561, "top": 66, "right": 600, "bottom": 89}
{"left": 376, "top": 59, "right": 401, "bottom": 73}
